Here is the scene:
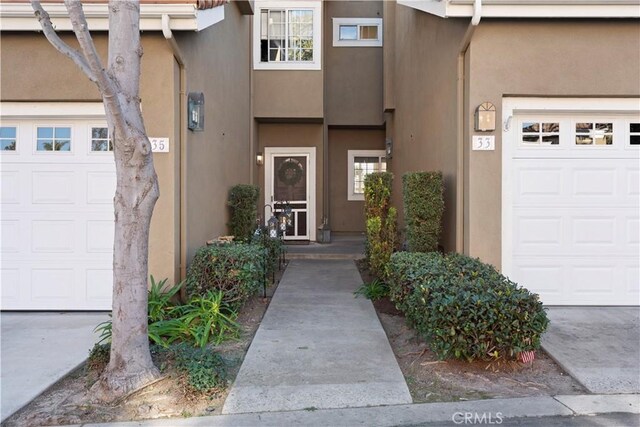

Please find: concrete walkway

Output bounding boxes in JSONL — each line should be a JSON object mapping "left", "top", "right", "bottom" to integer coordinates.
{"left": 0, "top": 312, "right": 108, "bottom": 422}
{"left": 542, "top": 307, "right": 640, "bottom": 394}
{"left": 221, "top": 259, "right": 412, "bottom": 414}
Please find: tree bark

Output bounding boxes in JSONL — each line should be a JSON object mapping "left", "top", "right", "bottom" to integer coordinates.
{"left": 32, "top": 0, "right": 160, "bottom": 400}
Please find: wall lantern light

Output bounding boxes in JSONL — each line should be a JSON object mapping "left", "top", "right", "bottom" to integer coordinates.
{"left": 385, "top": 137, "right": 393, "bottom": 159}
{"left": 474, "top": 102, "right": 496, "bottom": 132}
{"left": 256, "top": 152, "right": 264, "bottom": 166}
{"left": 187, "top": 92, "right": 205, "bottom": 131}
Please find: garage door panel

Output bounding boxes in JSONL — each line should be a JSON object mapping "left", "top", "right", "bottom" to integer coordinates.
{"left": 1, "top": 170, "right": 20, "bottom": 204}
{"left": 1, "top": 113, "right": 114, "bottom": 310}
{"left": 1, "top": 268, "right": 20, "bottom": 301}
{"left": 505, "top": 105, "right": 639, "bottom": 306}
{"left": 87, "top": 171, "right": 116, "bottom": 205}
{"left": 31, "top": 171, "right": 77, "bottom": 204}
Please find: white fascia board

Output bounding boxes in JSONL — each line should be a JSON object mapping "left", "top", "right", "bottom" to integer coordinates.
{"left": 0, "top": 3, "right": 225, "bottom": 32}
{"left": 397, "top": 0, "right": 640, "bottom": 18}
{"left": 0, "top": 102, "right": 106, "bottom": 119}
{"left": 196, "top": 4, "right": 225, "bottom": 31}
{"left": 397, "top": 0, "right": 447, "bottom": 17}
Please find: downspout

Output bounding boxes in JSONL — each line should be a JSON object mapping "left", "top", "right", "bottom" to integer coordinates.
{"left": 162, "top": 15, "right": 189, "bottom": 289}
{"left": 456, "top": 0, "right": 481, "bottom": 253}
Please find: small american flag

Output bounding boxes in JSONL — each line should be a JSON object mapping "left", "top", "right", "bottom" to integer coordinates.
{"left": 518, "top": 350, "right": 536, "bottom": 364}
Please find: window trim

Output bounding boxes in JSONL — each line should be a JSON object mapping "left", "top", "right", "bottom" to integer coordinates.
{"left": 332, "top": 17, "right": 383, "bottom": 47}
{"left": 88, "top": 124, "right": 113, "bottom": 154}
{"left": 253, "top": 0, "right": 322, "bottom": 70}
{"left": 0, "top": 124, "right": 19, "bottom": 154}
{"left": 347, "top": 149, "right": 386, "bottom": 201}
{"left": 34, "top": 124, "right": 73, "bottom": 154}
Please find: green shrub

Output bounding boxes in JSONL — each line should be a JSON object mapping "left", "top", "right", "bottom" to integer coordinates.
{"left": 364, "top": 172, "right": 397, "bottom": 279}
{"left": 388, "top": 252, "right": 548, "bottom": 361}
{"left": 228, "top": 184, "right": 259, "bottom": 242}
{"left": 402, "top": 171, "right": 444, "bottom": 252}
{"left": 148, "top": 276, "right": 182, "bottom": 322}
{"left": 186, "top": 242, "right": 264, "bottom": 309}
{"left": 354, "top": 278, "right": 389, "bottom": 301}
{"left": 170, "top": 344, "right": 228, "bottom": 392}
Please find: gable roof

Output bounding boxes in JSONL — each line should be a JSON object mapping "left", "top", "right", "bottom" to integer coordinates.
{"left": 398, "top": 0, "right": 640, "bottom": 18}
{"left": 0, "top": 0, "right": 228, "bottom": 31}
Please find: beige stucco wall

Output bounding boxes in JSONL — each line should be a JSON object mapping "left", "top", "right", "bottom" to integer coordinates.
{"left": 324, "top": 0, "right": 384, "bottom": 126}
{"left": 0, "top": 32, "right": 181, "bottom": 285}
{"left": 465, "top": 19, "right": 640, "bottom": 268}
{"left": 328, "top": 128, "right": 385, "bottom": 232}
{"left": 253, "top": 71, "right": 324, "bottom": 118}
{"left": 175, "top": 3, "right": 252, "bottom": 263}
{"left": 257, "top": 122, "right": 324, "bottom": 234}
{"left": 386, "top": 5, "right": 469, "bottom": 252}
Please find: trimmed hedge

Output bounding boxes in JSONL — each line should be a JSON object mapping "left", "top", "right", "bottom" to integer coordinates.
{"left": 227, "top": 184, "right": 259, "bottom": 242}
{"left": 186, "top": 242, "right": 264, "bottom": 309}
{"left": 388, "top": 252, "right": 548, "bottom": 361}
{"left": 402, "top": 171, "right": 444, "bottom": 252}
{"left": 364, "top": 172, "right": 397, "bottom": 279}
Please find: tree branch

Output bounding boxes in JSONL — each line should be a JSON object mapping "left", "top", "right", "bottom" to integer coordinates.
{"left": 31, "top": 0, "right": 96, "bottom": 83}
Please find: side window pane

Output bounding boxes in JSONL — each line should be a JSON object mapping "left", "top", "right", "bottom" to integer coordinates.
{"left": 575, "top": 122, "right": 613, "bottom": 145}
{"left": 340, "top": 25, "right": 357, "bottom": 40}
{"left": 0, "top": 126, "right": 17, "bottom": 151}
{"left": 91, "top": 127, "right": 112, "bottom": 152}
{"left": 359, "top": 25, "right": 378, "bottom": 40}
{"left": 37, "top": 126, "right": 71, "bottom": 152}
{"left": 630, "top": 123, "right": 640, "bottom": 145}
{"left": 522, "top": 122, "right": 559, "bottom": 145}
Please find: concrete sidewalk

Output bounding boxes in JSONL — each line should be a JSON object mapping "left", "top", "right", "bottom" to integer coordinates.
{"left": 0, "top": 312, "right": 108, "bottom": 422}
{"left": 221, "top": 259, "right": 412, "bottom": 414}
{"left": 79, "top": 394, "right": 640, "bottom": 427}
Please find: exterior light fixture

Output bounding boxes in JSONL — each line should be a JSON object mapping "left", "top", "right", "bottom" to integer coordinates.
{"left": 256, "top": 152, "right": 264, "bottom": 166}
{"left": 385, "top": 137, "right": 393, "bottom": 159}
{"left": 475, "top": 102, "right": 496, "bottom": 132}
{"left": 187, "top": 92, "right": 205, "bottom": 131}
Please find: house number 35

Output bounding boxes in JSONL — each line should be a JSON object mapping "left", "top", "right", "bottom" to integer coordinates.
{"left": 150, "top": 137, "right": 169, "bottom": 153}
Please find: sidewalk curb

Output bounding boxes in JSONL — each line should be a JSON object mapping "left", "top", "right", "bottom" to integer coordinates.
{"left": 74, "top": 394, "right": 639, "bottom": 427}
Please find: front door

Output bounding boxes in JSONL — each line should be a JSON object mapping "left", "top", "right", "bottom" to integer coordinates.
{"left": 265, "top": 147, "right": 316, "bottom": 241}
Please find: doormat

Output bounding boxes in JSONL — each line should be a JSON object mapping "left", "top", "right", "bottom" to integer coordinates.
{"left": 284, "top": 241, "right": 310, "bottom": 246}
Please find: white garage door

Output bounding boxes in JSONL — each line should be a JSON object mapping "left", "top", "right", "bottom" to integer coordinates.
{"left": 1, "top": 103, "right": 115, "bottom": 310}
{"left": 503, "top": 98, "right": 640, "bottom": 306}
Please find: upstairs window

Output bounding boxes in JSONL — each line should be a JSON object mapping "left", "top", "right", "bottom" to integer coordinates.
{"left": 254, "top": 1, "right": 322, "bottom": 70}
{"left": 333, "top": 18, "right": 383, "bottom": 47}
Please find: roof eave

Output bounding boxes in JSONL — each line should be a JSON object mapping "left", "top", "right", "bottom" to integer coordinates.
{"left": 0, "top": 2, "right": 225, "bottom": 32}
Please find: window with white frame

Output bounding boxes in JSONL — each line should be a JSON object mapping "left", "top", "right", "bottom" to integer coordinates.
{"left": 254, "top": 1, "right": 322, "bottom": 70}
{"left": 0, "top": 126, "right": 17, "bottom": 151}
{"left": 347, "top": 150, "right": 386, "bottom": 201}
{"left": 36, "top": 126, "right": 71, "bottom": 152}
{"left": 333, "top": 18, "right": 382, "bottom": 47}
{"left": 631, "top": 122, "right": 640, "bottom": 145}
{"left": 90, "top": 126, "right": 113, "bottom": 152}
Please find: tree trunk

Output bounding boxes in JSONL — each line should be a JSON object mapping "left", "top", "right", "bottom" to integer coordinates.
{"left": 31, "top": 0, "right": 161, "bottom": 401}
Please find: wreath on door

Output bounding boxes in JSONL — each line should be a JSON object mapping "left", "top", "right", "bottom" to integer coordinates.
{"left": 277, "top": 158, "right": 304, "bottom": 186}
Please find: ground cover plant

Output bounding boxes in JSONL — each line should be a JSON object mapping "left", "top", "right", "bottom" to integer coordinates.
{"left": 402, "top": 171, "right": 444, "bottom": 252}
{"left": 387, "top": 252, "right": 549, "bottom": 361}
